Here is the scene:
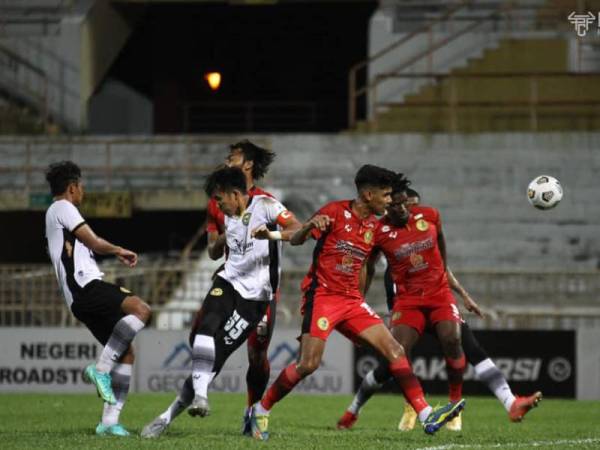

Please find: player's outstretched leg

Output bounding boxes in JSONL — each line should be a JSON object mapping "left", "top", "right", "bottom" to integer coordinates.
{"left": 141, "top": 375, "right": 195, "bottom": 438}
{"left": 509, "top": 391, "right": 542, "bottom": 422}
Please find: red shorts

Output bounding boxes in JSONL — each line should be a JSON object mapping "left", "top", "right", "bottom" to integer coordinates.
{"left": 390, "top": 290, "right": 461, "bottom": 335}
{"left": 301, "top": 292, "right": 382, "bottom": 341}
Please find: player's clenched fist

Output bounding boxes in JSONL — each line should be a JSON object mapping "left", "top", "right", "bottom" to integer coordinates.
{"left": 308, "top": 214, "right": 333, "bottom": 231}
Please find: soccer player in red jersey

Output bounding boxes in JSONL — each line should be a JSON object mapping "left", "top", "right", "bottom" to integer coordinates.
{"left": 344, "top": 187, "right": 541, "bottom": 431}
{"left": 249, "top": 165, "right": 465, "bottom": 441}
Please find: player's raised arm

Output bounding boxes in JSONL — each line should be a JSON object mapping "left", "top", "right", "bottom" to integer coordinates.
{"left": 290, "top": 214, "right": 333, "bottom": 246}
{"left": 74, "top": 225, "right": 138, "bottom": 267}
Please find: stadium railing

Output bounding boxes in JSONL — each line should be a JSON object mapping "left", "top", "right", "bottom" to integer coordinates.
{"left": 1, "top": 262, "right": 599, "bottom": 331}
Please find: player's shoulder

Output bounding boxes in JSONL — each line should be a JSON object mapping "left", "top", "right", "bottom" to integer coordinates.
{"left": 411, "top": 205, "right": 439, "bottom": 221}
{"left": 319, "top": 199, "right": 350, "bottom": 215}
{"left": 47, "top": 199, "right": 77, "bottom": 216}
{"left": 250, "top": 186, "right": 274, "bottom": 199}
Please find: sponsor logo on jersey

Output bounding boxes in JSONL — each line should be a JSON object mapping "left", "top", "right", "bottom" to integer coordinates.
{"left": 394, "top": 237, "right": 434, "bottom": 259}
{"left": 242, "top": 212, "right": 252, "bottom": 225}
{"left": 381, "top": 225, "right": 390, "bottom": 233}
{"left": 415, "top": 219, "right": 429, "bottom": 231}
{"left": 119, "top": 286, "right": 132, "bottom": 294}
{"left": 344, "top": 224, "right": 352, "bottom": 232}
{"left": 344, "top": 210, "right": 352, "bottom": 219}
{"left": 364, "top": 230, "right": 373, "bottom": 244}
{"left": 210, "top": 288, "right": 223, "bottom": 296}
{"left": 317, "top": 317, "right": 329, "bottom": 331}
{"left": 342, "top": 254, "right": 353, "bottom": 267}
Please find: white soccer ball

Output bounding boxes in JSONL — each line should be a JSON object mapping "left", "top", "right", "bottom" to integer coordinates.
{"left": 527, "top": 175, "right": 563, "bottom": 210}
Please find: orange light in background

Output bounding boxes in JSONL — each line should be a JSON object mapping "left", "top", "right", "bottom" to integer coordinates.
{"left": 205, "top": 72, "right": 221, "bottom": 91}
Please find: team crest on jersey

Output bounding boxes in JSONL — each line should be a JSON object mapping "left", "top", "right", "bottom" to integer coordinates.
{"left": 392, "top": 311, "right": 402, "bottom": 321}
{"left": 242, "top": 212, "right": 252, "bottom": 226}
{"left": 317, "top": 317, "right": 329, "bottom": 331}
{"left": 415, "top": 219, "right": 429, "bottom": 231}
{"left": 364, "top": 230, "right": 373, "bottom": 244}
{"left": 119, "top": 286, "right": 132, "bottom": 294}
{"left": 210, "top": 287, "right": 223, "bottom": 296}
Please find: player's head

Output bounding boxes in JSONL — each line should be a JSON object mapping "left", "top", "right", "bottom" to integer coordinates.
{"left": 226, "top": 140, "right": 275, "bottom": 182}
{"left": 204, "top": 166, "right": 248, "bottom": 216}
{"left": 387, "top": 173, "right": 412, "bottom": 227}
{"left": 405, "top": 187, "right": 420, "bottom": 209}
{"left": 354, "top": 164, "right": 396, "bottom": 215}
{"left": 45, "top": 161, "right": 84, "bottom": 205}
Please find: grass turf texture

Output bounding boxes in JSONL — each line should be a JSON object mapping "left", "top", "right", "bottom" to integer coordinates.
{"left": 1, "top": 393, "right": 599, "bottom": 449}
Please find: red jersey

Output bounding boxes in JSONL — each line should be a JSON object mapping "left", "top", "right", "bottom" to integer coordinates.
{"left": 301, "top": 200, "right": 381, "bottom": 299}
{"left": 206, "top": 185, "right": 272, "bottom": 234}
{"left": 375, "top": 205, "right": 449, "bottom": 299}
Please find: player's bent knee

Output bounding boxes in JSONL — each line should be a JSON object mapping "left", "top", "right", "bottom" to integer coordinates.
{"left": 296, "top": 358, "right": 320, "bottom": 377}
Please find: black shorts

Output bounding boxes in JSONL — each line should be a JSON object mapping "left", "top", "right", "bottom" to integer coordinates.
{"left": 190, "top": 277, "right": 269, "bottom": 373}
{"left": 71, "top": 279, "right": 132, "bottom": 345}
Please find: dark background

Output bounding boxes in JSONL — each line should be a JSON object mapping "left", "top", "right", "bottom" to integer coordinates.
{"left": 109, "top": 2, "right": 376, "bottom": 132}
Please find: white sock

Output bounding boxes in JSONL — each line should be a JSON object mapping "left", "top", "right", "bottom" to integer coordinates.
{"left": 254, "top": 402, "right": 270, "bottom": 416}
{"left": 418, "top": 406, "right": 433, "bottom": 423}
{"left": 348, "top": 371, "right": 382, "bottom": 414}
{"left": 102, "top": 363, "right": 132, "bottom": 426}
{"left": 191, "top": 335, "right": 216, "bottom": 398}
{"left": 475, "top": 358, "right": 516, "bottom": 412}
{"left": 97, "top": 315, "right": 145, "bottom": 373}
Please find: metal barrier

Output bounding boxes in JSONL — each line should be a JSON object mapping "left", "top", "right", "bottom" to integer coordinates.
{"left": 1, "top": 262, "right": 599, "bottom": 330}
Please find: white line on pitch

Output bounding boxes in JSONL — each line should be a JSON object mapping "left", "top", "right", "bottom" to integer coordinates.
{"left": 416, "top": 437, "right": 600, "bottom": 450}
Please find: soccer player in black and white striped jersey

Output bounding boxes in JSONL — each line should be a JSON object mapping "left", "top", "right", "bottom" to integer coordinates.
{"left": 44, "top": 161, "right": 152, "bottom": 436}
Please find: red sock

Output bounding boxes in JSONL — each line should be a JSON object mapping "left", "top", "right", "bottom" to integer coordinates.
{"left": 260, "top": 363, "right": 302, "bottom": 411}
{"left": 247, "top": 358, "right": 270, "bottom": 407}
{"left": 446, "top": 354, "right": 466, "bottom": 403}
{"left": 389, "top": 357, "right": 428, "bottom": 414}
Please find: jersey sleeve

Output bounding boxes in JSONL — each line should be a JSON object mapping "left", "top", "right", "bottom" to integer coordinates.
{"left": 263, "top": 197, "right": 289, "bottom": 225}
{"left": 56, "top": 201, "right": 86, "bottom": 232}
{"left": 431, "top": 208, "right": 442, "bottom": 230}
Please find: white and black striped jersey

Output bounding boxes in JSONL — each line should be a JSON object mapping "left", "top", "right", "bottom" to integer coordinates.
{"left": 217, "top": 195, "right": 287, "bottom": 302}
{"left": 45, "top": 199, "right": 104, "bottom": 308}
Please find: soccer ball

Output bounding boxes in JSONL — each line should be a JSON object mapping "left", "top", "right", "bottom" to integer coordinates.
{"left": 527, "top": 175, "right": 563, "bottom": 210}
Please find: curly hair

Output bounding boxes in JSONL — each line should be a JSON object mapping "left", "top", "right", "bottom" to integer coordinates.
{"left": 204, "top": 166, "right": 247, "bottom": 197}
{"left": 230, "top": 140, "right": 276, "bottom": 180}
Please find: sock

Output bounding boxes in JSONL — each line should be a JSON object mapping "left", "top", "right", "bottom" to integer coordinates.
{"left": 373, "top": 362, "right": 393, "bottom": 385}
{"left": 446, "top": 354, "right": 466, "bottom": 403}
{"left": 389, "top": 357, "right": 430, "bottom": 420}
{"left": 160, "top": 375, "right": 195, "bottom": 424}
{"left": 102, "top": 363, "right": 132, "bottom": 426}
{"left": 96, "top": 315, "right": 145, "bottom": 373}
{"left": 191, "top": 335, "right": 216, "bottom": 398}
{"left": 475, "top": 358, "right": 516, "bottom": 411}
{"left": 247, "top": 358, "right": 270, "bottom": 407}
{"left": 260, "top": 363, "right": 302, "bottom": 412}
{"left": 347, "top": 370, "right": 382, "bottom": 415}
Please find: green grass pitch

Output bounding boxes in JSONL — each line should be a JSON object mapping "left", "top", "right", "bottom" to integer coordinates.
{"left": 1, "top": 393, "right": 599, "bottom": 449}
